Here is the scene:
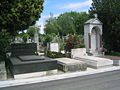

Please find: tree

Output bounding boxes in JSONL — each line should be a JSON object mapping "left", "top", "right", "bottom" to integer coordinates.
{"left": 74, "top": 12, "right": 89, "bottom": 34}
{"left": 0, "top": 30, "right": 11, "bottom": 61}
{"left": 27, "top": 25, "right": 40, "bottom": 40}
{"left": 0, "top": 0, "right": 44, "bottom": 35}
{"left": 0, "top": 0, "right": 44, "bottom": 61}
{"left": 44, "top": 12, "right": 89, "bottom": 37}
{"left": 89, "top": 0, "right": 120, "bottom": 52}
{"left": 44, "top": 18, "right": 58, "bottom": 34}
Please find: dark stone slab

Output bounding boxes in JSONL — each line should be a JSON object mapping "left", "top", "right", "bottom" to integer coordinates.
{"left": 9, "top": 57, "right": 58, "bottom": 75}
{"left": 11, "top": 43, "right": 37, "bottom": 57}
{"left": 8, "top": 43, "right": 58, "bottom": 77}
{"left": 18, "top": 55, "right": 45, "bottom": 61}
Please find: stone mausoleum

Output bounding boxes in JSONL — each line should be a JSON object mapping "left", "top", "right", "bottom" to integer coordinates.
{"left": 84, "top": 14, "right": 103, "bottom": 56}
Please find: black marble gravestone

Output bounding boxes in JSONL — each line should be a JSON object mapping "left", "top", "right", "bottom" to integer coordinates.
{"left": 8, "top": 43, "right": 57, "bottom": 77}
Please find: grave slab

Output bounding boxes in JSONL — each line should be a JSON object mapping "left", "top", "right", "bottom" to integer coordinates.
{"left": 9, "top": 57, "right": 58, "bottom": 76}
{"left": 18, "top": 55, "right": 45, "bottom": 61}
{"left": 75, "top": 56, "right": 113, "bottom": 69}
{"left": 55, "top": 58, "right": 87, "bottom": 72}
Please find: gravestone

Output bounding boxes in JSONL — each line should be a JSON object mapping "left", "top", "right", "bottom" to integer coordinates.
{"left": 8, "top": 43, "right": 58, "bottom": 79}
{"left": 50, "top": 42, "right": 59, "bottom": 52}
{"left": 11, "top": 43, "right": 37, "bottom": 57}
{"left": 71, "top": 48, "right": 87, "bottom": 58}
{"left": 84, "top": 14, "right": 103, "bottom": 56}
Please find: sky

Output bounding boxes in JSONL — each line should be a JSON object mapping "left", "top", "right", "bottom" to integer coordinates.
{"left": 36, "top": 0, "right": 92, "bottom": 34}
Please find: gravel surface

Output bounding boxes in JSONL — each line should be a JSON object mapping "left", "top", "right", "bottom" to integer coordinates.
{"left": 99, "top": 55, "right": 120, "bottom": 60}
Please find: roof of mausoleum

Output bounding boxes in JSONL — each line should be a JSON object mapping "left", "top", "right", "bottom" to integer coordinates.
{"left": 85, "top": 18, "right": 102, "bottom": 25}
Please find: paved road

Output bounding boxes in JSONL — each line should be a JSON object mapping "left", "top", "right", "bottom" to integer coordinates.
{"left": 1, "top": 70, "right": 120, "bottom": 90}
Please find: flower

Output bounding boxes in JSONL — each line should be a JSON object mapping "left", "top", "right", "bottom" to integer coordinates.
{"left": 64, "top": 34, "right": 85, "bottom": 52}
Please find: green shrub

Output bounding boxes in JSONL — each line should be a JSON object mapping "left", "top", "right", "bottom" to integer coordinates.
{"left": 0, "top": 30, "right": 11, "bottom": 62}
{"left": 46, "top": 51, "right": 65, "bottom": 58}
{"left": 107, "top": 51, "right": 120, "bottom": 56}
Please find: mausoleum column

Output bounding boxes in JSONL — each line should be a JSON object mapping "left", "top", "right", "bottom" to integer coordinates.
{"left": 100, "top": 35, "right": 102, "bottom": 48}
{"left": 88, "top": 33, "right": 91, "bottom": 49}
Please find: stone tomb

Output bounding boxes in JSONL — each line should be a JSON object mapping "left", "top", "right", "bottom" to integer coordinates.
{"left": 8, "top": 43, "right": 58, "bottom": 79}
{"left": 75, "top": 56, "right": 113, "bottom": 69}
{"left": 55, "top": 58, "right": 87, "bottom": 72}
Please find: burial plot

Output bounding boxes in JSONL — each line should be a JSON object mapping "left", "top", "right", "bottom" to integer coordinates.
{"left": 8, "top": 43, "right": 58, "bottom": 79}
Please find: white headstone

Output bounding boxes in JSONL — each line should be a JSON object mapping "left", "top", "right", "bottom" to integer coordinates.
{"left": 71, "top": 48, "right": 87, "bottom": 58}
{"left": 50, "top": 43, "right": 59, "bottom": 52}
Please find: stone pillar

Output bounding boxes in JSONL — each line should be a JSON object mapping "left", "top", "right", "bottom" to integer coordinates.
{"left": 0, "top": 62, "right": 7, "bottom": 81}
{"left": 100, "top": 35, "right": 102, "bottom": 48}
{"left": 34, "top": 28, "right": 40, "bottom": 51}
{"left": 88, "top": 33, "right": 91, "bottom": 49}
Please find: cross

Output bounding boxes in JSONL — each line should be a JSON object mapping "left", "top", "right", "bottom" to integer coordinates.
{"left": 94, "top": 14, "right": 98, "bottom": 18}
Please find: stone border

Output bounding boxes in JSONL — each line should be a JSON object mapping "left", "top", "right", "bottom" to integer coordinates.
{"left": 0, "top": 66, "right": 120, "bottom": 88}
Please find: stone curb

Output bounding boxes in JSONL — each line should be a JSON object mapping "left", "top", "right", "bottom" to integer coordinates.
{"left": 0, "top": 66, "right": 120, "bottom": 88}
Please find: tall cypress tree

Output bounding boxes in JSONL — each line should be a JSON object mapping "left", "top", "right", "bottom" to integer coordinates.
{"left": 89, "top": 0, "right": 120, "bottom": 52}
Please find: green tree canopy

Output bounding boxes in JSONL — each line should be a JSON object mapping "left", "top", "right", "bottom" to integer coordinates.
{"left": 0, "top": 0, "right": 44, "bottom": 61}
{"left": 27, "top": 25, "right": 40, "bottom": 37}
{"left": 89, "top": 0, "right": 120, "bottom": 52}
{"left": 0, "top": 0, "right": 44, "bottom": 35}
{"left": 44, "top": 12, "right": 89, "bottom": 37}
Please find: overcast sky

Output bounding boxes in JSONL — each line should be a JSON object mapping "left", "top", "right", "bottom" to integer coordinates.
{"left": 36, "top": 0, "right": 92, "bottom": 34}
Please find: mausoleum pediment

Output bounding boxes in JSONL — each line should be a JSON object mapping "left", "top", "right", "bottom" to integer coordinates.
{"left": 85, "top": 18, "right": 102, "bottom": 25}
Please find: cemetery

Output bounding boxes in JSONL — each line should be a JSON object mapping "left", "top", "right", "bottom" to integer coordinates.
{"left": 0, "top": 15, "right": 119, "bottom": 81}
{"left": 0, "top": 1, "right": 120, "bottom": 85}
{"left": 0, "top": 13, "right": 120, "bottom": 81}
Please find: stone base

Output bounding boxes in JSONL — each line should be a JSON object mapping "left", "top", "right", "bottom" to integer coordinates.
{"left": 75, "top": 56, "right": 113, "bottom": 69}
{"left": 113, "top": 60, "right": 120, "bottom": 66}
{"left": 0, "top": 62, "right": 7, "bottom": 81}
{"left": 8, "top": 56, "right": 58, "bottom": 78}
{"left": 14, "top": 69, "right": 58, "bottom": 79}
{"left": 55, "top": 58, "right": 87, "bottom": 72}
